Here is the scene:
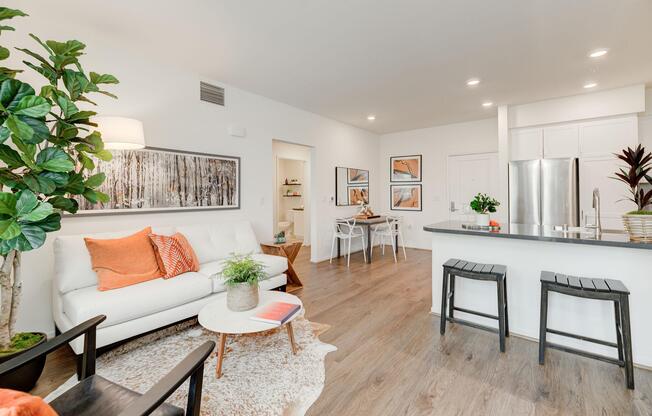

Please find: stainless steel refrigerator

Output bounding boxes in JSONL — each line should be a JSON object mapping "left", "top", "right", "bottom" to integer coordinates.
{"left": 508, "top": 158, "right": 579, "bottom": 227}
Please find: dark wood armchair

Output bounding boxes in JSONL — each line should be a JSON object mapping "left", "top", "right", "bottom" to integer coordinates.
{"left": 0, "top": 315, "right": 215, "bottom": 416}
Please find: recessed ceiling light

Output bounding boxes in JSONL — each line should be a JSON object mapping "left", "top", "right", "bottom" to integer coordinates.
{"left": 466, "top": 78, "right": 480, "bottom": 86}
{"left": 482, "top": 101, "right": 494, "bottom": 108}
{"left": 367, "top": 115, "right": 376, "bottom": 121}
{"left": 589, "top": 49, "right": 608, "bottom": 58}
{"left": 583, "top": 82, "right": 598, "bottom": 89}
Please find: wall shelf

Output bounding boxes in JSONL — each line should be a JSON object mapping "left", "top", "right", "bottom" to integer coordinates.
{"left": 282, "top": 183, "right": 302, "bottom": 186}
{"left": 283, "top": 195, "right": 303, "bottom": 197}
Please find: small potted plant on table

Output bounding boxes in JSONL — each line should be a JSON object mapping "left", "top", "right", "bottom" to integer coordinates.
{"left": 470, "top": 193, "right": 500, "bottom": 226}
{"left": 222, "top": 254, "right": 268, "bottom": 312}
{"left": 613, "top": 145, "right": 652, "bottom": 242}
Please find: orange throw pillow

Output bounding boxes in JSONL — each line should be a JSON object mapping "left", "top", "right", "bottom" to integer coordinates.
{"left": 0, "top": 389, "right": 58, "bottom": 416}
{"left": 148, "top": 233, "right": 200, "bottom": 278}
{"left": 84, "top": 227, "right": 163, "bottom": 291}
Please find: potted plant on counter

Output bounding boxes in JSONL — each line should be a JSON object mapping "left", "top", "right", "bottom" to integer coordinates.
{"left": 222, "top": 254, "right": 268, "bottom": 312}
{"left": 613, "top": 145, "right": 652, "bottom": 242}
{"left": 0, "top": 6, "right": 117, "bottom": 390}
{"left": 470, "top": 193, "right": 500, "bottom": 226}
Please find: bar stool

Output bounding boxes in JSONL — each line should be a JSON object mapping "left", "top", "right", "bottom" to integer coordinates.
{"left": 539, "top": 271, "right": 634, "bottom": 389}
{"left": 440, "top": 259, "right": 509, "bottom": 352}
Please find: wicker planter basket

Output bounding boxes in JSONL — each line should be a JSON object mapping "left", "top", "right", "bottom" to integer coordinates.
{"left": 622, "top": 214, "right": 652, "bottom": 242}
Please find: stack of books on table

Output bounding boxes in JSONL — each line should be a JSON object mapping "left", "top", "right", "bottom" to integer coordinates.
{"left": 250, "top": 302, "right": 301, "bottom": 325}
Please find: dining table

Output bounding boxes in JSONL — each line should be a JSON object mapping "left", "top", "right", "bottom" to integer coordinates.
{"left": 336, "top": 216, "right": 398, "bottom": 264}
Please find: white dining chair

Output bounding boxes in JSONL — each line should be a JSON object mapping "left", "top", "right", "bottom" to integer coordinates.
{"left": 370, "top": 215, "right": 407, "bottom": 262}
{"left": 330, "top": 217, "right": 367, "bottom": 267}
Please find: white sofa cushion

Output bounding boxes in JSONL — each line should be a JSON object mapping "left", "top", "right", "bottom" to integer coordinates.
{"left": 54, "top": 227, "right": 174, "bottom": 294}
{"left": 209, "top": 220, "right": 261, "bottom": 257}
{"left": 175, "top": 225, "right": 219, "bottom": 264}
{"left": 61, "top": 272, "right": 212, "bottom": 328}
{"left": 252, "top": 253, "right": 287, "bottom": 277}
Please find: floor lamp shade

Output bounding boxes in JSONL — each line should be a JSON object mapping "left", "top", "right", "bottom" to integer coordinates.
{"left": 94, "top": 117, "right": 146, "bottom": 150}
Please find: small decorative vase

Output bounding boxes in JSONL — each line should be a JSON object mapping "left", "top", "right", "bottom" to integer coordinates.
{"left": 227, "top": 282, "right": 259, "bottom": 311}
{"left": 476, "top": 213, "right": 490, "bottom": 227}
{"left": 622, "top": 214, "right": 652, "bottom": 242}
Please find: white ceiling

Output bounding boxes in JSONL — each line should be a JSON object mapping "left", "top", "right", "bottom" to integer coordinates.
{"left": 15, "top": 0, "right": 652, "bottom": 134}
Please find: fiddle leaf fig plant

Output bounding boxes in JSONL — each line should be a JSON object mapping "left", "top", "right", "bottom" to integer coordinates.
{"left": 470, "top": 193, "right": 500, "bottom": 214}
{"left": 0, "top": 6, "right": 118, "bottom": 351}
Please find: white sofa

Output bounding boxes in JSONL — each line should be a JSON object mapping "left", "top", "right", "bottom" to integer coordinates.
{"left": 52, "top": 220, "right": 287, "bottom": 354}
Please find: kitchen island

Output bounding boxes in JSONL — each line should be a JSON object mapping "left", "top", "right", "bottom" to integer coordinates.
{"left": 424, "top": 221, "right": 652, "bottom": 367}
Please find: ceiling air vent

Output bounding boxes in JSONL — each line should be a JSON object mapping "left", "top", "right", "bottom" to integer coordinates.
{"left": 200, "top": 82, "right": 225, "bottom": 106}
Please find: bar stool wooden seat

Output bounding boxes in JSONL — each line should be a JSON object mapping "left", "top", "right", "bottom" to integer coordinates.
{"left": 440, "top": 259, "right": 509, "bottom": 352}
{"left": 539, "top": 271, "right": 634, "bottom": 389}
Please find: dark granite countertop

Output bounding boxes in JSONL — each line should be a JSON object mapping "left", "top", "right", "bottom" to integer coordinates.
{"left": 423, "top": 221, "right": 652, "bottom": 251}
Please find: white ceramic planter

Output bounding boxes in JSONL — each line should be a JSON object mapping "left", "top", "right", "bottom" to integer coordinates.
{"left": 622, "top": 214, "right": 652, "bottom": 243}
{"left": 226, "top": 282, "right": 260, "bottom": 311}
{"left": 476, "top": 213, "right": 490, "bottom": 226}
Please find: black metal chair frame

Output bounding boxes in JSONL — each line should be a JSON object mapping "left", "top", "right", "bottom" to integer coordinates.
{"left": 539, "top": 271, "right": 634, "bottom": 389}
{"left": 440, "top": 259, "right": 509, "bottom": 352}
{"left": 0, "top": 315, "right": 215, "bottom": 415}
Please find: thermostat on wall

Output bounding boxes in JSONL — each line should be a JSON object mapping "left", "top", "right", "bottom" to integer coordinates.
{"left": 228, "top": 125, "right": 247, "bottom": 138}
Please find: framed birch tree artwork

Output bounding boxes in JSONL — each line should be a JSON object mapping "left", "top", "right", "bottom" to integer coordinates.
{"left": 76, "top": 147, "right": 240, "bottom": 214}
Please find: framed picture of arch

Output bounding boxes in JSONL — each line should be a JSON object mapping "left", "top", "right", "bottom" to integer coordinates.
{"left": 390, "top": 155, "right": 422, "bottom": 182}
{"left": 390, "top": 184, "right": 422, "bottom": 211}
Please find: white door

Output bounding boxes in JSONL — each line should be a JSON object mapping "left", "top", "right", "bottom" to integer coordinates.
{"left": 447, "top": 153, "right": 500, "bottom": 222}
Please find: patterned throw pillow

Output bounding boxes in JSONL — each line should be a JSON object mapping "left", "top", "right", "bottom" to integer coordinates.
{"left": 148, "top": 233, "right": 200, "bottom": 278}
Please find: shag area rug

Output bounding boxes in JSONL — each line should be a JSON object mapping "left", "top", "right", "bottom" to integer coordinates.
{"left": 48, "top": 314, "right": 336, "bottom": 416}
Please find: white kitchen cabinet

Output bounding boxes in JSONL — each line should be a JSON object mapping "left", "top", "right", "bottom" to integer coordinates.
{"left": 579, "top": 156, "right": 635, "bottom": 230}
{"left": 579, "top": 116, "right": 637, "bottom": 157}
{"left": 543, "top": 125, "right": 579, "bottom": 158}
{"left": 510, "top": 128, "right": 543, "bottom": 161}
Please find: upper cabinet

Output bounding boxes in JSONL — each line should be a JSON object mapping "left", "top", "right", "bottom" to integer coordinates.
{"left": 510, "top": 128, "right": 543, "bottom": 161}
{"left": 578, "top": 117, "right": 637, "bottom": 157}
{"left": 509, "top": 115, "right": 638, "bottom": 161}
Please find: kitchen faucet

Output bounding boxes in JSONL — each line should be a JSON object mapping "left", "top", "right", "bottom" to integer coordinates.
{"left": 585, "top": 188, "right": 602, "bottom": 236}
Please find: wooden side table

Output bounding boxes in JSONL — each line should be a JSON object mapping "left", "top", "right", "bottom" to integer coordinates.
{"left": 260, "top": 241, "right": 304, "bottom": 292}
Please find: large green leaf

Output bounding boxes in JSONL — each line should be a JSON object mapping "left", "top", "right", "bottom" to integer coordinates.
{"left": 13, "top": 95, "right": 50, "bottom": 117}
{"left": 0, "top": 125, "right": 10, "bottom": 144}
{"left": 0, "top": 8, "right": 27, "bottom": 21}
{"left": 95, "top": 150, "right": 112, "bottom": 161}
{"left": 84, "top": 172, "right": 105, "bottom": 188}
{"left": 0, "top": 79, "right": 35, "bottom": 111}
{"left": 36, "top": 147, "right": 74, "bottom": 172}
{"left": 31, "top": 212, "right": 60, "bottom": 232}
{"left": 40, "top": 171, "right": 68, "bottom": 186}
{"left": 15, "top": 190, "right": 38, "bottom": 216}
{"left": 46, "top": 39, "right": 85, "bottom": 57}
{"left": 0, "top": 46, "right": 9, "bottom": 61}
{"left": 90, "top": 72, "right": 119, "bottom": 85}
{"left": 16, "top": 224, "right": 45, "bottom": 251}
{"left": 64, "top": 173, "right": 85, "bottom": 194}
{"left": 19, "top": 201, "right": 53, "bottom": 222}
{"left": 0, "top": 192, "right": 16, "bottom": 215}
{"left": 0, "top": 218, "right": 19, "bottom": 239}
{"left": 5, "top": 115, "right": 34, "bottom": 142}
{"left": 22, "top": 61, "right": 57, "bottom": 85}
{"left": 18, "top": 115, "right": 49, "bottom": 144}
{"left": 55, "top": 94, "right": 78, "bottom": 118}
{"left": 0, "top": 143, "right": 22, "bottom": 167}
{"left": 24, "top": 173, "right": 56, "bottom": 194}
{"left": 49, "top": 196, "right": 77, "bottom": 214}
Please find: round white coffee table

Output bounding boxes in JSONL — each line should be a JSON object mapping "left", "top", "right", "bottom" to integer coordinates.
{"left": 198, "top": 290, "right": 303, "bottom": 378}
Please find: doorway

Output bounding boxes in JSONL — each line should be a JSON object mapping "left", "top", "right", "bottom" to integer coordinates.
{"left": 272, "top": 140, "right": 313, "bottom": 247}
{"left": 447, "top": 153, "right": 499, "bottom": 222}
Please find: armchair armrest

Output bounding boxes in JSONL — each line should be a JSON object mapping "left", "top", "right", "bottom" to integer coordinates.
{"left": 0, "top": 315, "right": 106, "bottom": 380}
{"left": 117, "top": 341, "right": 215, "bottom": 416}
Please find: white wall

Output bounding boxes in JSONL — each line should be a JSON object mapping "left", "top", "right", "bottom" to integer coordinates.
{"left": 640, "top": 88, "right": 652, "bottom": 149}
{"left": 6, "top": 8, "right": 379, "bottom": 336}
{"left": 379, "top": 118, "right": 498, "bottom": 249}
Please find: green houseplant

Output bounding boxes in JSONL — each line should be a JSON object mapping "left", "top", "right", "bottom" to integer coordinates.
{"left": 469, "top": 193, "right": 500, "bottom": 226}
{"left": 222, "top": 254, "right": 267, "bottom": 312}
{"left": 613, "top": 145, "right": 652, "bottom": 241}
{"left": 0, "top": 6, "right": 118, "bottom": 388}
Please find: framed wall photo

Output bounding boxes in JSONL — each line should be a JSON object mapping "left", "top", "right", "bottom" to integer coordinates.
{"left": 390, "top": 155, "right": 422, "bottom": 182}
{"left": 75, "top": 147, "right": 240, "bottom": 215}
{"left": 348, "top": 185, "right": 369, "bottom": 205}
{"left": 390, "top": 184, "right": 422, "bottom": 211}
{"left": 347, "top": 168, "right": 369, "bottom": 184}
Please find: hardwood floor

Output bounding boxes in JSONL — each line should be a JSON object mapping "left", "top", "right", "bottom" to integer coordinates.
{"left": 34, "top": 246, "right": 652, "bottom": 415}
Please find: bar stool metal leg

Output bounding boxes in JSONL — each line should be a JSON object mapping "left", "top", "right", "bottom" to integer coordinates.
{"left": 440, "top": 269, "right": 449, "bottom": 335}
{"left": 448, "top": 274, "right": 456, "bottom": 320}
{"left": 497, "top": 276, "right": 506, "bottom": 353}
{"left": 620, "top": 294, "right": 635, "bottom": 389}
{"left": 614, "top": 300, "right": 624, "bottom": 365}
{"left": 503, "top": 276, "right": 509, "bottom": 337}
{"left": 538, "top": 283, "right": 549, "bottom": 365}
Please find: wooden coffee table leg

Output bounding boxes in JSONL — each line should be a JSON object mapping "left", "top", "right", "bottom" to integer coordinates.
{"left": 286, "top": 322, "right": 298, "bottom": 355}
{"left": 216, "top": 333, "right": 227, "bottom": 378}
